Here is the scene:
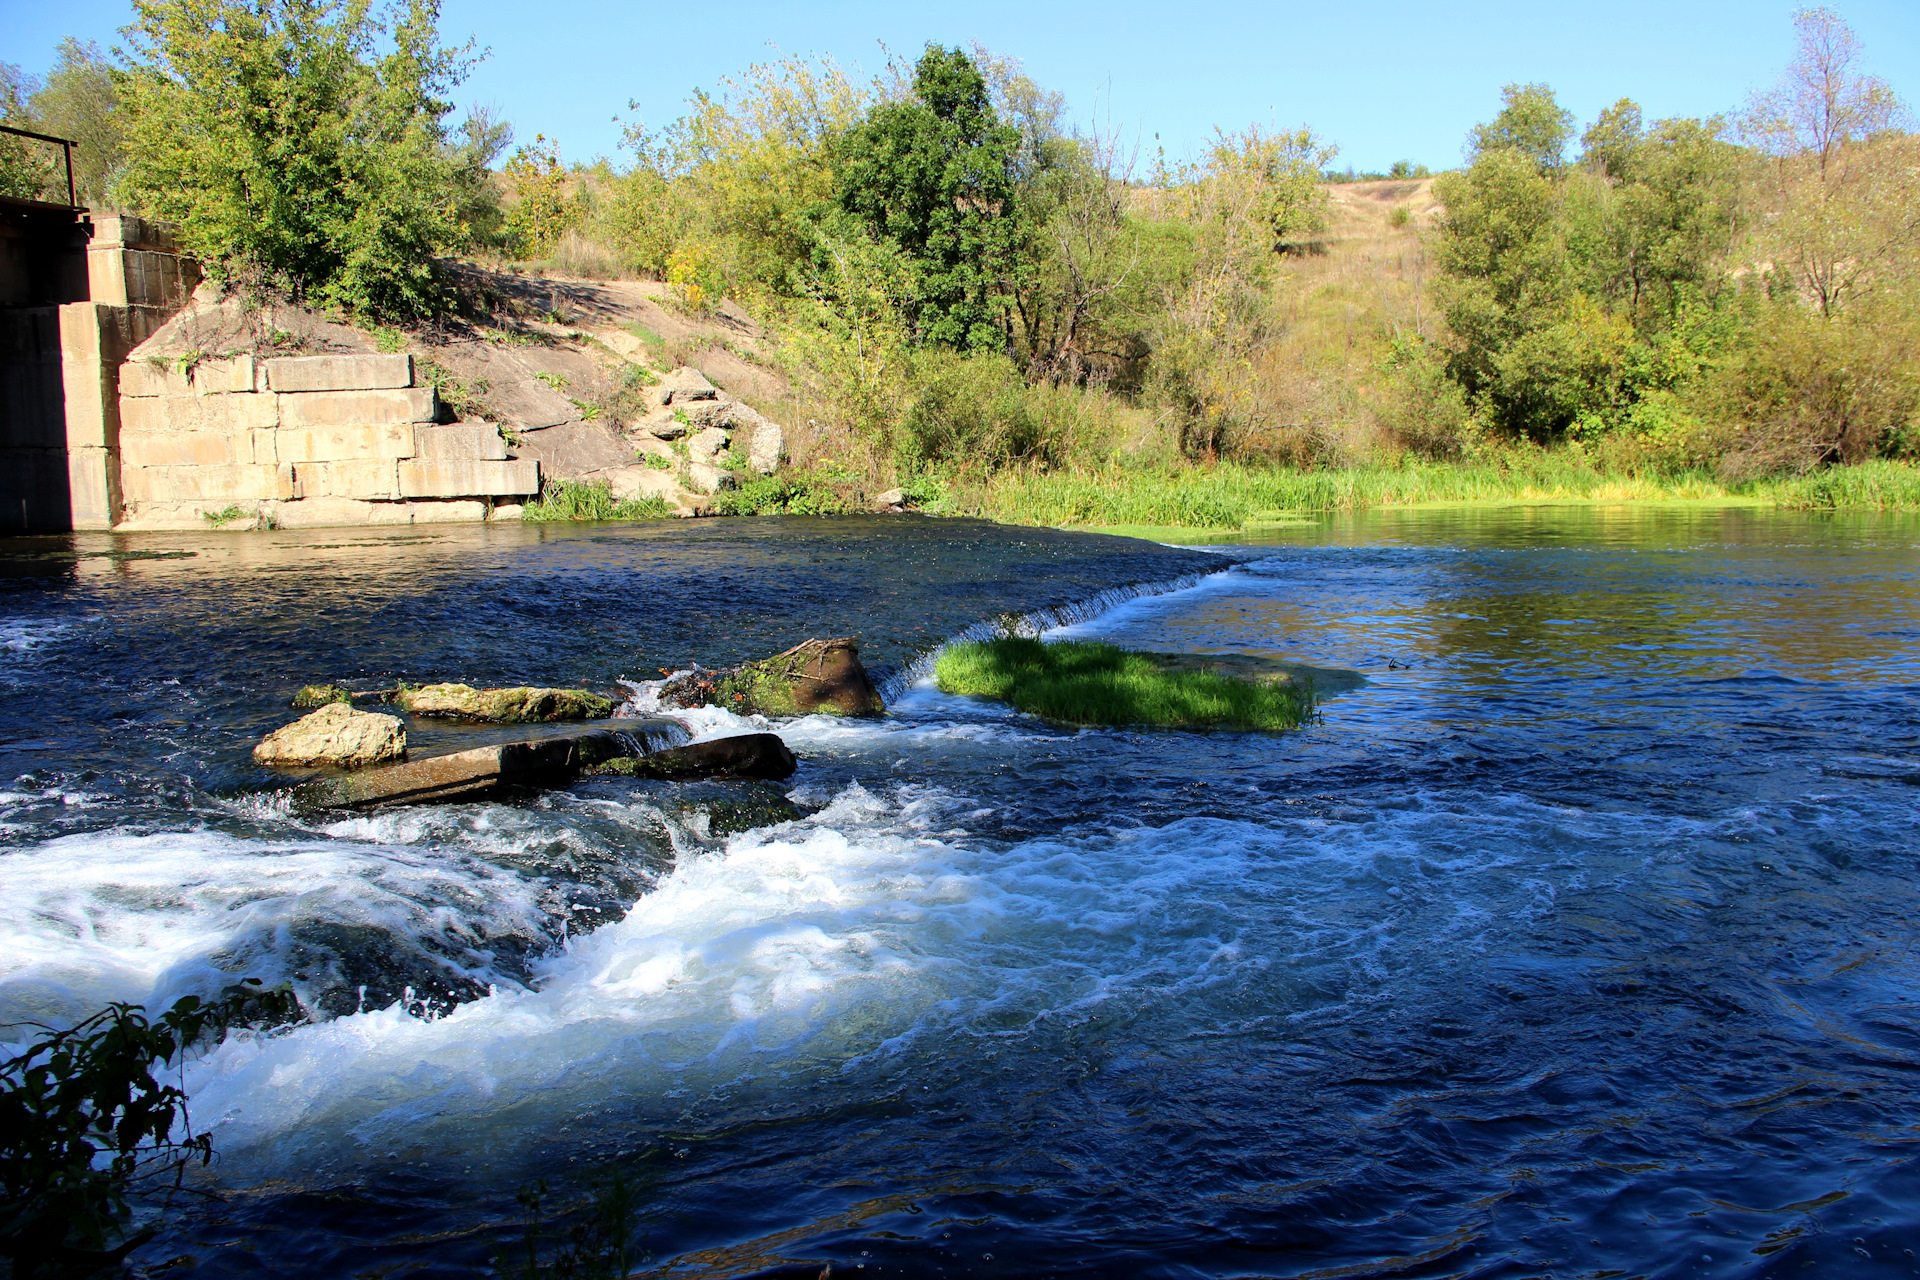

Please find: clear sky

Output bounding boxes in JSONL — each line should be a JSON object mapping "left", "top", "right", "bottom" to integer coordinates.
{"left": 6, "top": 0, "right": 1917, "bottom": 173}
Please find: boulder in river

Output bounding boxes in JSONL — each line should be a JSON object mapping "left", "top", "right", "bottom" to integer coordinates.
{"left": 661, "top": 637, "right": 882, "bottom": 717}
{"left": 255, "top": 703, "right": 406, "bottom": 768}
{"left": 589, "top": 733, "right": 797, "bottom": 780}
{"left": 395, "top": 683, "right": 615, "bottom": 722}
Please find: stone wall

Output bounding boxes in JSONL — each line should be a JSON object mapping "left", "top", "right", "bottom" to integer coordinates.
{"left": 116, "top": 350, "right": 540, "bottom": 529}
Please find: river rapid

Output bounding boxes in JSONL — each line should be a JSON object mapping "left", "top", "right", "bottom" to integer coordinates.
{"left": 2, "top": 508, "right": 1919, "bottom": 1278}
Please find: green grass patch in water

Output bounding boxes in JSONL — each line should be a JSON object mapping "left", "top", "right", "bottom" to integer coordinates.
{"left": 934, "top": 637, "right": 1325, "bottom": 731}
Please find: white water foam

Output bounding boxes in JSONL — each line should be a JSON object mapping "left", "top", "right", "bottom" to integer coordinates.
{"left": 153, "top": 777, "right": 1721, "bottom": 1186}
{"left": 0, "top": 828, "right": 552, "bottom": 1033}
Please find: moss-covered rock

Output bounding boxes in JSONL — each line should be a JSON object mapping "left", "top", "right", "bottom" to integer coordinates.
{"left": 291, "top": 683, "right": 354, "bottom": 708}
{"left": 395, "top": 683, "right": 615, "bottom": 723}
{"left": 587, "top": 732, "right": 797, "bottom": 780}
{"left": 705, "top": 638, "right": 883, "bottom": 717}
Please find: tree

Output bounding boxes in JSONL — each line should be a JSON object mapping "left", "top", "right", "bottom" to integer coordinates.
{"left": 1469, "top": 82, "right": 1576, "bottom": 174}
{"left": 1742, "top": 7, "right": 1916, "bottom": 316}
{"left": 0, "top": 63, "right": 54, "bottom": 201}
{"left": 29, "top": 40, "right": 124, "bottom": 208}
{"left": 119, "top": 0, "right": 475, "bottom": 320}
{"left": 833, "top": 45, "right": 1026, "bottom": 352}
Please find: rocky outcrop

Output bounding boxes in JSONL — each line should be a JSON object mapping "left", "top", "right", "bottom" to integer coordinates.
{"left": 661, "top": 638, "right": 883, "bottom": 717}
{"left": 589, "top": 733, "right": 797, "bottom": 780}
{"left": 254, "top": 702, "right": 406, "bottom": 768}
{"left": 625, "top": 365, "right": 782, "bottom": 478}
{"left": 395, "top": 683, "right": 615, "bottom": 722}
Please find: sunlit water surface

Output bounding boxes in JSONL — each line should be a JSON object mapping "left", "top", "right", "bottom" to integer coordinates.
{"left": 3, "top": 509, "right": 1919, "bottom": 1278}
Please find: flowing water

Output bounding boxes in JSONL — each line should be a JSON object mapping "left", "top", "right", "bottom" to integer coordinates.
{"left": 2, "top": 508, "right": 1919, "bottom": 1278}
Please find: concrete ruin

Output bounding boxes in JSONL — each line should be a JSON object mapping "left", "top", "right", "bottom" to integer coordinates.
{"left": 2, "top": 205, "right": 194, "bottom": 531}
{"left": 1, "top": 194, "right": 540, "bottom": 532}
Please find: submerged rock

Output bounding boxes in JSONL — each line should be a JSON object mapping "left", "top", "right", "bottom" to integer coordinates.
{"left": 255, "top": 703, "right": 406, "bottom": 768}
{"left": 661, "top": 637, "right": 883, "bottom": 717}
{"left": 291, "top": 683, "right": 353, "bottom": 708}
{"left": 590, "top": 732, "right": 797, "bottom": 781}
{"left": 395, "top": 683, "right": 615, "bottom": 722}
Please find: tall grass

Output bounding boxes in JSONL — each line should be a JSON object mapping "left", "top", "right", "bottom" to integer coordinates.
{"left": 952, "top": 457, "right": 1920, "bottom": 529}
{"left": 935, "top": 637, "right": 1318, "bottom": 731}
{"left": 522, "top": 479, "right": 673, "bottom": 522}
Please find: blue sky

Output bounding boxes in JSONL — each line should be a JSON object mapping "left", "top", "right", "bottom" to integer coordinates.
{"left": 7, "top": 0, "right": 1917, "bottom": 173}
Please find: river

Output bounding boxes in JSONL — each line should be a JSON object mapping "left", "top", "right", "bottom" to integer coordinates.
{"left": 2, "top": 508, "right": 1918, "bottom": 1277}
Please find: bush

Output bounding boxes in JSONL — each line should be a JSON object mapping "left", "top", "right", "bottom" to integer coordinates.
{"left": 712, "top": 472, "right": 852, "bottom": 516}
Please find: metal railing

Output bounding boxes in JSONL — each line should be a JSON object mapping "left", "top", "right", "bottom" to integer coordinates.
{"left": 0, "top": 123, "right": 79, "bottom": 209}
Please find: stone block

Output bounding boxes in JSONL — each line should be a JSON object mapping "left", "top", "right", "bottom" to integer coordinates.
{"left": 272, "top": 423, "right": 416, "bottom": 464}
{"left": 409, "top": 499, "right": 491, "bottom": 523}
{"left": 118, "top": 359, "right": 187, "bottom": 398}
{"left": 66, "top": 448, "right": 119, "bottom": 531}
{"left": 687, "top": 426, "right": 730, "bottom": 463}
{"left": 122, "top": 428, "right": 257, "bottom": 468}
{"left": 684, "top": 462, "right": 735, "bottom": 494}
{"left": 190, "top": 355, "right": 256, "bottom": 395}
{"left": 265, "top": 353, "right": 413, "bottom": 393}
{"left": 396, "top": 457, "right": 539, "bottom": 498}
{"left": 271, "top": 497, "right": 377, "bottom": 529}
{"left": 123, "top": 462, "right": 298, "bottom": 504}
{"left": 488, "top": 503, "right": 525, "bottom": 521}
{"left": 277, "top": 386, "right": 435, "bottom": 428}
{"left": 415, "top": 421, "right": 507, "bottom": 460}
{"left": 294, "top": 459, "right": 400, "bottom": 499}
{"left": 121, "top": 391, "right": 279, "bottom": 436}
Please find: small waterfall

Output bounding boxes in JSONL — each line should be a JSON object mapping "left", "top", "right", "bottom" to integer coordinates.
{"left": 878, "top": 567, "right": 1224, "bottom": 703}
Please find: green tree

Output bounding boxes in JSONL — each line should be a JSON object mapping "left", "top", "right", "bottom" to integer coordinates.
{"left": 28, "top": 40, "right": 124, "bottom": 208}
{"left": 0, "top": 63, "right": 54, "bottom": 201}
{"left": 119, "top": 0, "right": 474, "bottom": 320}
{"left": 502, "top": 134, "right": 577, "bottom": 258}
{"left": 832, "top": 45, "right": 1026, "bottom": 352}
{"left": 1469, "top": 82, "right": 1576, "bottom": 174}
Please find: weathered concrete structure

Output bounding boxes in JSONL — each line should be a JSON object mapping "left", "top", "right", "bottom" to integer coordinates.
{"left": 2, "top": 205, "right": 194, "bottom": 531}
{"left": 114, "top": 347, "right": 539, "bottom": 529}
{"left": 2, "top": 187, "right": 539, "bottom": 531}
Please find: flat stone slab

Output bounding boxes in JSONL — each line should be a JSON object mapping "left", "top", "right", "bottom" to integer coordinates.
{"left": 291, "top": 725, "right": 795, "bottom": 810}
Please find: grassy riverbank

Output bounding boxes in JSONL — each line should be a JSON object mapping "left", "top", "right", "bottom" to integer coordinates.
{"left": 942, "top": 458, "right": 1920, "bottom": 534}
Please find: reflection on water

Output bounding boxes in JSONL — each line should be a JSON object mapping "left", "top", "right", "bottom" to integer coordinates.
{"left": 2, "top": 506, "right": 1919, "bottom": 1278}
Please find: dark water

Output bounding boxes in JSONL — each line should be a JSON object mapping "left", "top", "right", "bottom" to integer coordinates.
{"left": 3, "top": 507, "right": 1919, "bottom": 1278}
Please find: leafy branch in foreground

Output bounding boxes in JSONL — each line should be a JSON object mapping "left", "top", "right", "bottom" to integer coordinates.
{"left": 0, "top": 982, "right": 299, "bottom": 1273}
